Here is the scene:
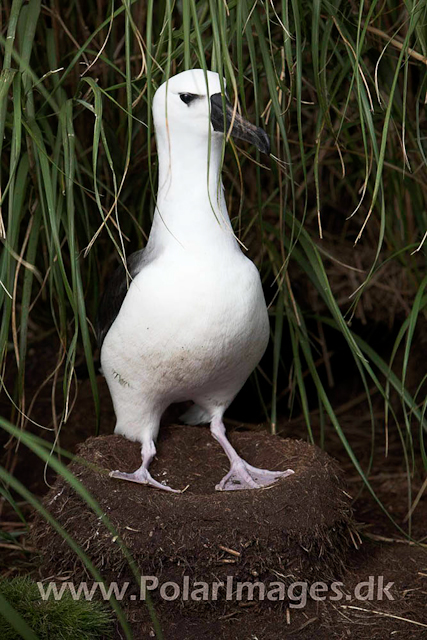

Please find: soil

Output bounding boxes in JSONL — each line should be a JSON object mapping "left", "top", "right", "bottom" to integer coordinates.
{"left": 1, "top": 339, "right": 426, "bottom": 640}
{"left": 29, "top": 423, "right": 427, "bottom": 640}
{"left": 31, "top": 428, "right": 354, "bottom": 595}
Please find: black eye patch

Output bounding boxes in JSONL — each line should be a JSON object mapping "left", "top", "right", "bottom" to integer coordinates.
{"left": 179, "top": 93, "right": 198, "bottom": 105}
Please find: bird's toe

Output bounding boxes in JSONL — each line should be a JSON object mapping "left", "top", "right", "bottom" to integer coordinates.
{"left": 109, "top": 468, "right": 181, "bottom": 493}
{"left": 215, "top": 460, "right": 294, "bottom": 491}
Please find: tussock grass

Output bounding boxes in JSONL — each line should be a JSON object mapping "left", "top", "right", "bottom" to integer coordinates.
{"left": 0, "top": 575, "right": 113, "bottom": 640}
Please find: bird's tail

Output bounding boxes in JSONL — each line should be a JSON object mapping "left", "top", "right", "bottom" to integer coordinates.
{"left": 179, "top": 404, "right": 212, "bottom": 425}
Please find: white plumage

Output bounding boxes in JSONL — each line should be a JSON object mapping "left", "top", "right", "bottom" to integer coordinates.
{"left": 98, "top": 69, "right": 294, "bottom": 491}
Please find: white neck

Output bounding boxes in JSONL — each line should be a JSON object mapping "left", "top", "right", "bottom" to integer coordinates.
{"left": 146, "top": 129, "right": 238, "bottom": 256}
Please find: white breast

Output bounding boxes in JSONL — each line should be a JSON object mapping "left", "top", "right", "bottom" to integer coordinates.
{"left": 101, "top": 249, "right": 269, "bottom": 407}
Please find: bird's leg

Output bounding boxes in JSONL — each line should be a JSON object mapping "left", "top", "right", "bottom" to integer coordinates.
{"left": 210, "top": 416, "right": 294, "bottom": 491}
{"left": 110, "top": 440, "right": 180, "bottom": 493}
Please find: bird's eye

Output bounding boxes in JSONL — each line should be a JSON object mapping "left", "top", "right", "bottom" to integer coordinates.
{"left": 180, "top": 93, "right": 197, "bottom": 105}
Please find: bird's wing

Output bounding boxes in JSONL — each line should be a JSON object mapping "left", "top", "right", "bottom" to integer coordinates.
{"left": 96, "top": 249, "right": 145, "bottom": 349}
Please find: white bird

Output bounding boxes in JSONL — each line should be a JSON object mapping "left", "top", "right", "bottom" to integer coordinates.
{"left": 97, "top": 69, "right": 294, "bottom": 492}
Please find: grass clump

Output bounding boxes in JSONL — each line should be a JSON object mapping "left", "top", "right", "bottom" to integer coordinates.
{"left": 0, "top": 576, "right": 113, "bottom": 640}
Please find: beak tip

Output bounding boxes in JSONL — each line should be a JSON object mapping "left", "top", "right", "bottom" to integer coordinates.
{"left": 259, "top": 130, "right": 271, "bottom": 155}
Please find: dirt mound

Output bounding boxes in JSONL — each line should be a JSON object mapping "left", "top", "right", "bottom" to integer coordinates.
{"left": 32, "top": 426, "right": 354, "bottom": 609}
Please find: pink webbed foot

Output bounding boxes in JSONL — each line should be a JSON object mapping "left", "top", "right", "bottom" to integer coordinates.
{"left": 216, "top": 458, "right": 294, "bottom": 491}
{"left": 109, "top": 468, "right": 181, "bottom": 493}
{"left": 109, "top": 439, "right": 181, "bottom": 493}
{"left": 210, "top": 416, "right": 294, "bottom": 491}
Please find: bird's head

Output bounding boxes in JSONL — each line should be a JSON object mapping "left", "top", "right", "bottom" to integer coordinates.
{"left": 152, "top": 69, "right": 270, "bottom": 155}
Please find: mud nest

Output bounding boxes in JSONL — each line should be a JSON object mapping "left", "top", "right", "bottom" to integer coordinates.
{"left": 32, "top": 426, "right": 355, "bottom": 609}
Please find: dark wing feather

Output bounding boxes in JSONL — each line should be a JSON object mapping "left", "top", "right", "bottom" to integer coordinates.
{"left": 96, "top": 249, "right": 145, "bottom": 349}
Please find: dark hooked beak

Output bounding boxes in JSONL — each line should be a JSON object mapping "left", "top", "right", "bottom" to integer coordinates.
{"left": 210, "top": 93, "right": 270, "bottom": 155}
